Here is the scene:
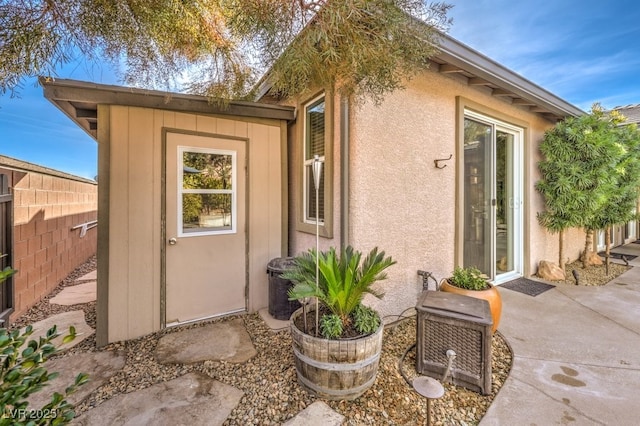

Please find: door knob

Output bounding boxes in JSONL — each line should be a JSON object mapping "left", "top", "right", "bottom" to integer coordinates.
{"left": 168, "top": 238, "right": 177, "bottom": 245}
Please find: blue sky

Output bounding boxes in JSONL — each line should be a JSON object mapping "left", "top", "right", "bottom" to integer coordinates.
{"left": 1, "top": 0, "right": 639, "bottom": 179}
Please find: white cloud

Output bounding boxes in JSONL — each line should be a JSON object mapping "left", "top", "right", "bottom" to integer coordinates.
{"left": 446, "top": 0, "right": 640, "bottom": 108}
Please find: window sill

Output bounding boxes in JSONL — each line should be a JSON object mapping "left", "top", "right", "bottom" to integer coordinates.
{"left": 296, "top": 220, "right": 333, "bottom": 238}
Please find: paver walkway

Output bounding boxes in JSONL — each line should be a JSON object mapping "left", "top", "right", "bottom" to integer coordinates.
{"left": 283, "top": 402, "right": 344, "bottom": 425}
{"left": 75, "top": 270, "right": 97, "bottom": 281}
{"left": 50, "top": 270, "right": 97, "bottom": 306}
{"left": 24, "top": 310, "right": 94, "bottom": 350}
{"left": 74, "top": 372, "right": 243, "bottom": 426}
{"left": 155, "top": 318, "right": 257, "bottom": 364}
{"left": 49, "top": 282, "right": 97, "bottom": 306}
{"left": 22, "top": 265, "right": 345, "bottom": 424}
{"left": 29, "top": 351, "right": 126, "bottom": 408}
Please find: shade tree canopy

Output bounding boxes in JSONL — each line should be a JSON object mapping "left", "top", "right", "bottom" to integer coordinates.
{"left": 0, "top": 0, "right": 451, "bottom": 102}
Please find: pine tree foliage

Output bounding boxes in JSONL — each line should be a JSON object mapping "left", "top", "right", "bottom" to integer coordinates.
{"left": 0, "top": 1, "right": 451, "bottom": 102}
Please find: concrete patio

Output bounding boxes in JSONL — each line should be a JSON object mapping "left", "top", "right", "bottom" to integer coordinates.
{"left": 481, "top": 244, "right": 640, "bottom": 425}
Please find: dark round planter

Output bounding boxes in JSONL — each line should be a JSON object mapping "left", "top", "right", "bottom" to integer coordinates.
{"left": 289, "top": 307, "right": 383, "bottom": 400}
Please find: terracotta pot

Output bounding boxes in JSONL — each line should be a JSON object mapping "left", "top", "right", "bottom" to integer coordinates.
{"left": 440, "top": 280, "right": 502, "bottom": 333}
{"left": 290, "top": 307, "right": 383, "bottom": 400}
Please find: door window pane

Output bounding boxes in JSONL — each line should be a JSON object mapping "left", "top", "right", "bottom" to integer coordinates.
{"left": 179, "top": 147, "right": 236, "bottom": 236}
{"left": 182, "top": 194, "right": 232, "bottom": 233}
{"left": 183, "top": 152, "right": 232, "bottom": 190}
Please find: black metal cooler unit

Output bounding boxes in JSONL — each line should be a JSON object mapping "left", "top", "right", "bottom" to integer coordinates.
{"left": 415, "top": 291, "right": 493, "bottom": 395}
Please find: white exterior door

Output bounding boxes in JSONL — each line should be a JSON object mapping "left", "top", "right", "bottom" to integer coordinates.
{"left": 165, "top": 132, "right": 246, "bottom": 325}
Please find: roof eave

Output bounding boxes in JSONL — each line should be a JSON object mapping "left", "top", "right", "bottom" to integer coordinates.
{"left": 255, "top": 28, "right": 584, "bottom": 120}
{"left": 435, "top": 34, "right": 584, "bottom": 118}
{"left": 41, "top": 78, "right": 296, "bottom": 140}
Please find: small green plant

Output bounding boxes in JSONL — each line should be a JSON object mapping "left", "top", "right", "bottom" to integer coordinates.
{"left": 353, "top": 304, "right": 381, "bottom": 335}
{"left": 0, "top": 324, "right": 89, "bottom": 425}
{"left": 0, "top": 261, "right": 88, "bottom": 425}
{"left": 319, "top": 314, "right": 343, "bottom": 339}
{"left": 284, "top": 246, "right": 395, "bottom": 339}
{"left": 449, "top": 267, "right": 490, "bottom": 291}
{"left": 0, "top": 261, "right": 15, "bottom": 283}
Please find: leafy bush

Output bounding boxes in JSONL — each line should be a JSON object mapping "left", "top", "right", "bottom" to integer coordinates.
{"left": 0, "top": 261, "right": 88, "bottom": 424}
{"left": 284, "top": 246, "right": 395, "bottom": 339}
{"left": 449, "top": 267, "right": 490, "bottom": 291}
{"left": 0, "top": 324, "right": 89, "bottom": 425}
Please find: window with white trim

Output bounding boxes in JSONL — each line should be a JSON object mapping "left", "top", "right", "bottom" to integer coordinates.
{"left": 178, "top": 146, "right": 237, "bottom": 236}
{"left": 303, "top": 95, "right": 325, "bottom": 224}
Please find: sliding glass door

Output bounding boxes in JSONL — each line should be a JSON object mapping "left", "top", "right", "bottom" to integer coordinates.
{"left": 463, "top": 111, "right": 523, "bottom": 284}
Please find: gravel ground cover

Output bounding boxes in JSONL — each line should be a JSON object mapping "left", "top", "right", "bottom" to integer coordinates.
{"left": 71, "top": 316, "right": 512, "bottom": 425}
{"left": 10, "top": 256, "right": 513, "bottom": 425}
{"left": 553, "top": 260, "right": 630, "bottom": 286}
{"left": 17, "top": 255, "right": 631, "bottom": 424}
{"left": 11, "top": 256, "right": 98, "bottom": 351}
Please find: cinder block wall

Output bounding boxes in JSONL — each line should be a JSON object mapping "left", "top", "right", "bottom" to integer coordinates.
{"left": 0, "top": 157, "right": 97, "bottom": 320}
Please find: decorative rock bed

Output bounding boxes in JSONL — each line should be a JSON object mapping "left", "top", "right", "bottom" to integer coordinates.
{"left": 12, "top": 256, "right": 516, "bottom": 425}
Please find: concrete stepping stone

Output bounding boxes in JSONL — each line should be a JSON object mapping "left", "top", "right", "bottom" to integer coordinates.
{"left": 50, "top": 282, "right": 97, "bottom": 306}
{"left": 74, "top": 372, "right": 243, "bottom": 426}
{"left": 283, "top": 401, "right": 345, "bottom": 426}
{"left": 28, "top": 351, "right": 126, "bottom": 409}
{"left": 258, "top": 308, "right": 290, "bottom": 331}
{"left": 23, "top": 310, "right": 94, "bottom": 351}
{"left": 75, "top": 270, "right": 97, "bottom": 281}
{"left": 155, "top": 318, "right": 256, "bottom": 364}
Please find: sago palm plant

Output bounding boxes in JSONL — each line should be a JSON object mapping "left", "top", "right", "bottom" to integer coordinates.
{"left": 283, "top": 246, "right": 395, "bottom": 338}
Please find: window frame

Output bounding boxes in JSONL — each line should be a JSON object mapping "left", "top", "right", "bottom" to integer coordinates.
{"left": 303, "top": 94, "right": 326, "bottom": 225}
{"left": 297, "top": 91, "right": 333, "bottom": 238}
{"left": 177, "top": 145, "right": 237, "bottom": 237}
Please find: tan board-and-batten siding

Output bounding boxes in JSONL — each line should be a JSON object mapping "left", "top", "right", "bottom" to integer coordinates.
{"left": 43, "top": 79, "right": 294, "bottom": 346}
{"left": 99, "top": 105, "right": 287, "bottom": 344}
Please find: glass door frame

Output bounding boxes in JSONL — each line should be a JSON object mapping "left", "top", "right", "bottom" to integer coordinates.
{"left": 459, "top": 108, "right": 524, "bottom": 285}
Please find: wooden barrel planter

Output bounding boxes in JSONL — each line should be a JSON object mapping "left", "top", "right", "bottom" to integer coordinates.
{"left": 290, "top": 307, "right": 384, "bottom": 400}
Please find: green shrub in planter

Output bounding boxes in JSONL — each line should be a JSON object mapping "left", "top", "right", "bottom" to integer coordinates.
{"left": 284, "top": 246, "right": 395, "bottom": 339}
{"left": 319, "top": 314, "right": 343, "bottom": 339}
{"left": 353, "top": 304, "right": 381, "bottom": 334}
{"left": 449, "top": 266, "right": 490, "bottom": 291}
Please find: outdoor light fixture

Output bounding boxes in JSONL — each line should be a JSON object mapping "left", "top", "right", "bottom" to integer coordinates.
{"left": 312, "top": 155, "right": 323, "bottom": 337}
{"left": 413, "top": 376, "right": 444, "bottom": 426}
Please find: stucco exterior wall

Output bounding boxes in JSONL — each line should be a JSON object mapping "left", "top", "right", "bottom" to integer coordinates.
{"left": 350, "top": 69, "right": 585, "bottom": 319}
{"left": 287, "top": 66, "right": 585, "bottom": 321}
{"left": 0, "top": 163, "right": 97, "bottom": 320}
{"left": 101, "top": 106, "right": 285, "bottom": 344}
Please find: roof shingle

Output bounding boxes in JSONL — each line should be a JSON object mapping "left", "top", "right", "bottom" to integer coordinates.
{"left": 614, "top": 104, "right": 640, "bottom": 124}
